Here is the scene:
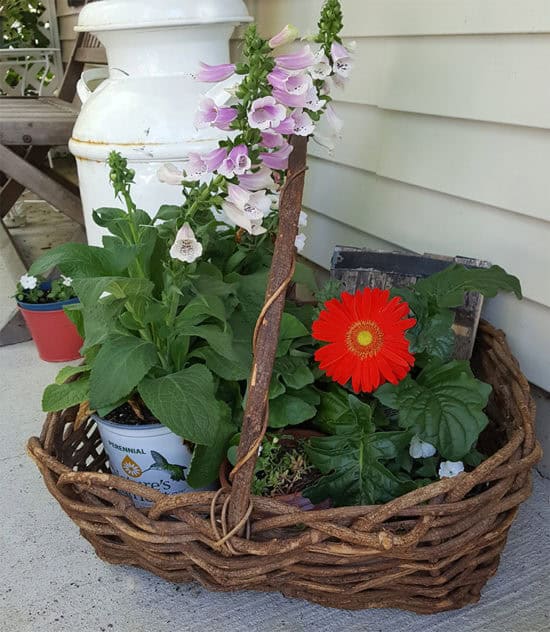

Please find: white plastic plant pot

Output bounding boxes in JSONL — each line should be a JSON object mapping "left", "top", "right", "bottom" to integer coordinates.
{"left": 93, "top": 414, "right": 201, "bottom": 508}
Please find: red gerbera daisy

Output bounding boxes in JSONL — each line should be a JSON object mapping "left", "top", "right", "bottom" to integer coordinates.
{"left": 312, "top": 288, "right": 416, "bottom": 393}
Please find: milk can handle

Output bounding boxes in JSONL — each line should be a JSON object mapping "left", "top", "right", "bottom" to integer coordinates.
{"left": 76, "top": 67, "right": 111, "bottom": 104}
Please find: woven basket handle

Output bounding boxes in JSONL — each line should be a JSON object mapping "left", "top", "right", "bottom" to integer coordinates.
{"left": 228, "top": 135, "right": 309, "bottom": 529}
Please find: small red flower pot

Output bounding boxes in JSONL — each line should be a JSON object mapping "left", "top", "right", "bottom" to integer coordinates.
{"left": 17, "top": 295, "right": 83, "bottom": 362}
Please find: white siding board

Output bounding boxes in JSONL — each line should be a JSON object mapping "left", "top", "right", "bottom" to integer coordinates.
{"left": 329, "top": 36, "right": 550, "bottom": 130}
{"left": 483, "top": 296, "right": 550, "bottom": 392}
{"left": 310, "top": 103, "right": 550, "bottom": 223}
{"left": 304, "top": 158, "right": 550, "bottom": 308}
{"left": 301, "top": 208, "right": 403, "bottom": 268}
{"left": 253, "top": 0, "right": 550, "bottom": 37}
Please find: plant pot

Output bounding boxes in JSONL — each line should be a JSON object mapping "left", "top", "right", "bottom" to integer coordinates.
{"left": 17, "top": 293, "right": 83, "bottom": 362}
{"left": 94, "top": 414, "right": 208, "bottom": 508}
{"left": 219, "top": 428, "right": 331, "bottom": 511}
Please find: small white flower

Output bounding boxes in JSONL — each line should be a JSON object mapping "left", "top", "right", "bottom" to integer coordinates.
{"left": 439, "top": 461, "right": 465, "bottom": 479}
{"left": 258, "top": 445, "right": 263, "bottom": 456}
{"left": 409, "top": 435, "right": 437, "bottom": 459}
{"left": 295, "top": 233, "right": 307, "bottom": 252}
{"left": 20, "top": 274, "right": 38, "bottom": 290}
{"left": 299, "top": 211, "right": 308, "bottom": 227}
{"left": 169, "top": 223, "right": 203, "bottom": 263}
{"left": 221, "top": 184, "right": 272, "bottom": 235}
{"left": 61, "top": 275, "right": 73, "bottom": 287}
{"left": 157, "top": 163, "right": 184, "bottom": 186}
{"left": 309, "top": 48, "right": 332, "bottom": 80}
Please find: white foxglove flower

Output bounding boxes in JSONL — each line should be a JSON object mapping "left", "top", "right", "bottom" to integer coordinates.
{"left": 409, "top": 436, "right": 437, "bottom": 459}
{"left": 304, "top": 86, "right": 324, "bottom": 112}
{"left": 158, "top": 163, "right": 184, "bottom": 186}
{"left": 295, "top": 233, "right": 307, "bottom": 252}
{"left": 291, "top": 109, "right": 315, "bottom": 136}
{"left": 222, "top": 185, "right": 271, "bottom": 235}
{"left": 169, "top": 223, "right": 203, "bottom": 263}
{"left": 439, "top": 461, "right": 465, "bottom": 479}
{"left": 310, "top": 48, "right": 332, "bottom": 80}
{"left": 61, "top": 275, "right": 73, "bottom": 287}
{"left": 20, "top": 274, "right": 38, "bottom": 290}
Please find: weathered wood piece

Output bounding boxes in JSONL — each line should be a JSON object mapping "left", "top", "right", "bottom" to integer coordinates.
{"left": 331, "top": 247, "right": 490, "bottom": 360}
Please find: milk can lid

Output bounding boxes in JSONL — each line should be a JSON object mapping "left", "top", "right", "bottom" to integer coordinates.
{"left": 76, "top": 0, "right": 252, "bottom": 32}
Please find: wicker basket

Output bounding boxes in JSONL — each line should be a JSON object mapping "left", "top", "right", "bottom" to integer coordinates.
{"left": 28, "top": 138, "right": 542, "bottom": 614}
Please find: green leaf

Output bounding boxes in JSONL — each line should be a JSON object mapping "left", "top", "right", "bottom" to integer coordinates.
{"left": 29, "top": 243, "right": 116, "bottom": 278}
{"left": 42, "top": 377, "right": 90, "bottom": 412}
{"left": 279, "top": 313, "right": 309, "bottom": 340}
{"left": 303, "top": 395, "right": 416, "bottom": 507}
{"left": 63, "top": 303, "right": 84, "bottom": 338}
{"left": 187, "top": 409, "right": 235, "bottom": 488}
{"left": 374, "top": 360, "right": 492, "bottom": 460}
{"left": 178, "top": 323, "right": 237, "bottom": 361}
{"left": 55, "top": 365, "right": 91, "bottom": 385}
{"left": 268, "top": 393, "right": 317, "bottom": 428}
{"left": 73, "top": 277, "right": 153, "bottom": 305}
{"left": 273, "top": 356, "right": 314, "bottom": 391}
{"left": 139, "top": 364, "right": 223, "bottom": 446}
{"left": 175, "top": 295, "right": 227, "bottom": 327}
{"left": 154, "top": 205, "right": 182, "bottom": 221}
{"left": 89, "top": 335, "right": 159, "bottom": 410}
{"left": 315, "top": 384, "right": 354, "bottom": 433}
{"left": 101, "top": 236, "right": 142, "bottom": 272}
{"left": 408, "top": 310, "right": 455, "bottom": 362}
{"left": 414, "top": 263, "right": 522, "bottom": 308}
{"left": 80, "top": 299, "right": 126, "bottom": 351}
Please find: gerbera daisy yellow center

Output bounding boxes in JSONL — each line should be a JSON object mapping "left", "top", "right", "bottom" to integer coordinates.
{"left": 345, "top": 320, "right": 384, "bottom": 358}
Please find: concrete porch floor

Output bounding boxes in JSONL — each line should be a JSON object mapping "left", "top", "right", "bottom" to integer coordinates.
{"left": 0, "top": 340, "right": 548, "bottom": 632}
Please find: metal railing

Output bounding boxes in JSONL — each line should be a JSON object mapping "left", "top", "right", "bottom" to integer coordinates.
{"left": 0, "top": 0, "right": 63, "bottom": 97}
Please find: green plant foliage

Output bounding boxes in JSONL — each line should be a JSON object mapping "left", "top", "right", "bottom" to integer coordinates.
{"left": 304, "top": 395, "right": 416, "bottom": 506}
{"left": 138, "top": 365, "right": 224, "bottom": 447}
{"left": 393, "top": 264, "right": 522, "bottom": 363}
{"left": 375, "top": 360, "right": 492, "bottom": 461}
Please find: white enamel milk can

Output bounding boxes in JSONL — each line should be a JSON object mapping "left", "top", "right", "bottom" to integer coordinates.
{"left": 69, "top": 0, "right": 251, "bottom": 245}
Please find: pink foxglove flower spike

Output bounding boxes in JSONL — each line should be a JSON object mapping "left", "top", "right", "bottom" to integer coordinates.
{"left": 218, "top": 145, "right": 252, "bottom": 179}
{"left": 261, "top": 131, "right": 285, "bottom": 149}
{"left": 194, "top": 96, "right": 237, "bottom": 131}
{"left": 170, "top": 223, "right": 203, "bottom": 263}
{"left": 272, "top": 88, "right": 308, "bottom": 109}
{"left": 238, "top": 166, "right": 275, "bottom": 191}
{"left": 291, "top": 110, "right": 315, "bottom": 136}
{"left": 275, "top": 45, "right": 316, "bottom": 71}
{"left": 269, "top": 24, "right": 300, "bottom": 49}
{"left": 184, "top": 148, "right": 227, "bottom": 180}
{"left": 259, "top": 143, "right": 294, "bottom": 171}
{"left": 268, "top": 68, "right": 313, "bottom": 96}
{"left": 248, "top": 96, "right": 287, "bottom": 131}
{"left": 330, "top": 42, "right": 353, "bottom": 79}
{"left": 196, "top": 62, "right": 236, "bottom": 83}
